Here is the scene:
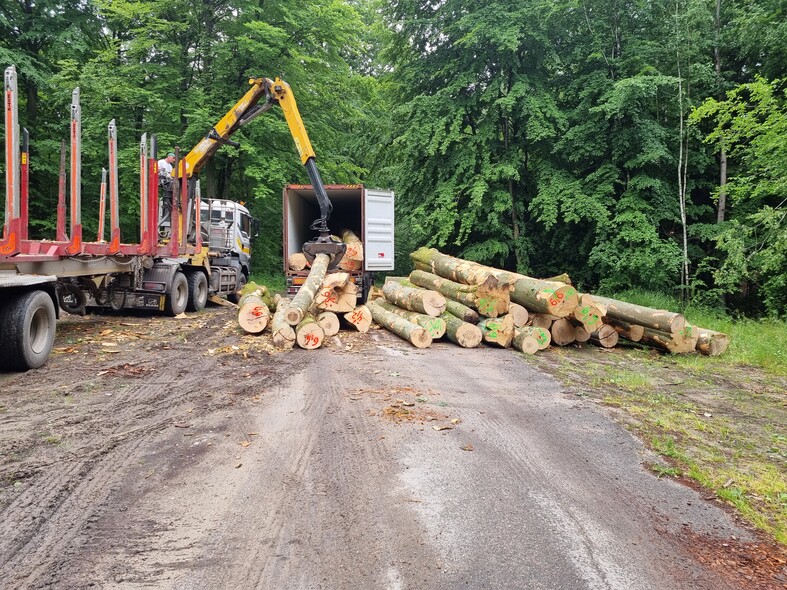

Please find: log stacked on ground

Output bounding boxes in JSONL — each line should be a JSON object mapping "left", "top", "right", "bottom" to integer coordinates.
{"left": 695, "top": 328, "right": 730, "bottom": 356}
{"left": 409, "top": 270, "right": 509, "bottom": 317}
{"left": 368, "top": 299, "right": 432, "bottom": 348}
{"left": 440, "top": 312, "right": 483, "bottom": 348}
{"left": 382, "top": 281, "right": 446, "bottom": 317}
{"left": 237, "top": 290, "right": 271, "bottom": 334}
{"left": 375, "top": 299, "right": 447, "bottom": 339}
{"left": 271, "top": 296, "right": 296, "bottom": 349}
{"left": 286, "top": 253, "right": 330, "bottom": 326}
{"left": 344, "top": 305, "right": 373, "bottom": 333}
{"left": 478, "top": 315, "right": 515, "bottom": 348}
{"left": 296, "top": 314, "right": 325, "bottom": 349}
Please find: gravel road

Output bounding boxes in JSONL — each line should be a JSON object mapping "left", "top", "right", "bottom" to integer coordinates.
{"left": 0, "top": 309, "right": 762, "bottom": 589}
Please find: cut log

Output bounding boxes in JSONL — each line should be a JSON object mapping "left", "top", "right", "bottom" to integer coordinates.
{"left": 368, "top": 300, "right": 432, "bottom": 348}
{"left": 444, "top": 299, "right": 480, "bottom": 324}
{"left": 605, "top": 319, "right": 645, "bottom": 342}
{"left": 695, "top": 327, "right": 730, "bottom": 356}
{"left": 375, "top": 299, "right": 446, "bottom": 339}
{"left": 316, "top": 311, "right": 340, "bottom": 337}
{"left": 315, "top": 279, "right": 357, "bottom": 313}
{"left": 641, "top": 325, "right": 697, "bottom": 353}
{"left": 509, "top": 277, "right": 578, "bottom": 317}
{"left": 322, "top": 272, "right": 350, "bottom": 288}
{"left": 550, "top": 318, "right": 576, "bottom": 346}
{"left": 382, "top": 281, "right": 446, "bottom": 317}
{"left": 439, "top": 313, "right": 482, "bottom": 348}
{"left": 590, "top": 295, "right": 685, "bottom": 335}
{"left": 573, "top": 324, "right": 591, "bottom": 343}
{"left": 339, "top": 257, "right": 363, "bottom": 272}
{"left": 271, "top": 297, "right": 296, "bottom": 350}
{"left": 340, "top": 229, "right": 364, "bottom": 261}
{"left": 590, "top": 324, "right": 619, "bottom": 348}
{"left": 286, "top": 253, "right": 330, "bottom": 326}
{"left": 477, "top": 315, "right": 515, "bottom": 348}
{"left": 295, "top": 314, "right": 325, "bottom": 349}
{"left": 512, "top": 330, "right": 539, "bottom": 355}
{"left": 410, "top": 247, "right": 517, "bottom": 286}
{"left": 237, "top": 293, "right": 270, "bottom": 334}
{"left": 542, "top": 273, "right": 572, "bottom": 285}
{"left": 409, "top": 270, "right": 509, "bottom": 317}
{"left": 573, "top": 301, "right": 604, "bottom": 333}
{"left": 517, "top": 326, "right": 551, "bottom": 350}
{"left": 288, "top": 252, "right": 309, "bottom": 271}
{"left": 508, "top": 303, "right": 529, "bottom": 328}
{"left": 344, "top": 305, "right": 373, "bottom": 333}
{"left": 530, "top": 313, "right": 557, "bottom": 330}
{"left": 580, "top": 293, "right": 608, "bottom": 317}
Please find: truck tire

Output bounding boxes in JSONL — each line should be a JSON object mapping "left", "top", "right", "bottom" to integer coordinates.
{"left": 164, "top": 272, "right": 189, "bottom": 316}
{"left": 228, "top": 273, "right": 247, "bottom": 304}
{"left": 186, "top": 271, "right": 209, "bottom": 312}
{"left": 0, "top": 290, "right": 56, "bottom": 371}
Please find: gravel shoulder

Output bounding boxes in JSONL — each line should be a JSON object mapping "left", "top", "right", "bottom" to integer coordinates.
{"left": 0, "top": 307, "right": 784, "bottom": 589}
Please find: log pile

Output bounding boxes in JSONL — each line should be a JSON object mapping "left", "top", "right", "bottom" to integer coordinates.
{"left": 239, "top": 246, "right": 730, "bottom": 358}
{"left": 366, "top": 248, "right": 728, "bottom": 356}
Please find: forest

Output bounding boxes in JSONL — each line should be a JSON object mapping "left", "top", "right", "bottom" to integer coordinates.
{"left": 1, "top": 0, "right": 785, "bottom": 317}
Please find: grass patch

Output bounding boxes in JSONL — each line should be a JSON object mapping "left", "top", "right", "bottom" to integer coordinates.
{"left": 249, "top": 272, "right": 286, "bottom": 296}
{"left": 537, "top": 343, "right": 787, "bottom": 545}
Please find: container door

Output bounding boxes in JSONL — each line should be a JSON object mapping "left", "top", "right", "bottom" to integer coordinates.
{"left": 364, "top": 189, "right": 394, "bottom": 271}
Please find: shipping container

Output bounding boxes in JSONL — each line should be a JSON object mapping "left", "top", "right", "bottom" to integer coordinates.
{"left": 282, "top": 184, "right": 395, "bottom": 301}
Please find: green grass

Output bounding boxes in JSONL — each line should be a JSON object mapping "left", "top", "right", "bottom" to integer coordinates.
{"left": 249, "top": 272, "right": 286, "bottom": 296}
{"left": 611, "top": 288, "right": 787, "bottom": 376}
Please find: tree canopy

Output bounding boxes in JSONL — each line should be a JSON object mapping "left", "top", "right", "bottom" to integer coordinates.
{"left": 1, "top": 0, "right": 785, "bottom": 315}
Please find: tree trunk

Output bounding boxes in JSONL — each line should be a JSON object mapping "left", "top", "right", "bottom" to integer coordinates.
{"left": 409, "top": 270, "right": 509, "bottom": 317}
{"left": 296, "top": 314, "right": 325, "bottom": 350}
{"left": 590, "top": 324, "right": 619, "bottom": 348}
{"left": 641, "top": 325, "right": 698, "bottom": 353}
{"left": 512, "top": 330, "right": 539, "bottom": 355}
{"left": 444, "top": 299, "right": 480, "bottom": 324}
{"left": 315, "top": 276, "right": 357, "bottom": 313}
{"left": 410, "top": 247, "right": 517, "bottom": 286}
{"left": 573, "top": 324, "right": 591, "bottom": 343}
{"left": 542, "top": 273, "right": 572, "bottom": 285}
{"left": 573, "top": 300, "right": 604, "bottom": 333}
{"left": 529, "top": 313, "right": 556, "bottom": 330}
{"left": 368, "top": 300, "right": 432, "bottom": 348}
{"left": 509, "top": 277, "right": 578, "bottom": 317}
{"left": 317, "top": 311, "right": 340, "bottom": 337}
{"left": 550, "top": 318, "right": 576, "bottom": 346}
{"left": 605, "top": 319, "right": 645, "bottom": 342}
{"left": 477, "top": 315, "right": 515, "bottom": 348}
{"left": 375, "top": 299, "right": 446, "bottom": 339}
{"left": 341, "top": 229, "right": 364, "bottom": 261}
{"left": 237, "top": 293, "right": 270, "bottom": 334}
{"left": 344, "top": 305, "right": 373, "bottom": 333}
{"left": 271, "top": 297, "right": 296, "bottom": 350}
{"left": 286, "top": 253, "right": 330, "bottom": 325}
{"left": 589, "top": 295, "right": 685, "bottom": 335}
{"left": 382, "top": 281, "right": 446, "bottom": 317}
{"left": 288, "top": 253, "right": 309, "bottom": 271}
{"left": 508, "top": 303, "right": 529, "bottom": 328}
{"left": 440, "top": 313, "right": 483, "bottom": 348}
{"left": 695, "top": 327, "right": 730, "bottom": 356}
{"left": 517, "top": 326, "right": 551, "bottom": 350}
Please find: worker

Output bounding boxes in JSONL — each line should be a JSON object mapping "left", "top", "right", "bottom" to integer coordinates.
{"left": 158, "top": 152, "right": 176, "bottom": 187}
{"left": 157, "top": 152, "right": 176, "bottom": 238}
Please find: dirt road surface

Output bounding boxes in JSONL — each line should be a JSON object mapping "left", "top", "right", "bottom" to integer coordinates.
{"left": 0, "top": 307, "right": 780, "bottom": 589}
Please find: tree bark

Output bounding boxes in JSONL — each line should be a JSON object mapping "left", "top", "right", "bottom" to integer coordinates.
{"left": 590, "top": 324, "right": 619, "bottom": 348}
{"left": 271, "top": 297, "right": 296, "bottom": 349}
{"left": 375, "top": 299, "right": 446, "bottom": 339}
{"left": 286, "top": 253, "right": 330, "bottom": 325}
{"left": 368, "top": 300, "right": 432, "bottom": 348}
{"left": 440, "top": 313, "right": 483, "bottom": 348}
{"left": 605, "top": 319, "right": 645, "bottom": 342}
{"left": 382, "top": 281, "right": 446, "bottom": 317}
{"left": 410, "top": 247, "right": 517, "bottom": 286}
{"left": 695, "top": 327, "right": 730, "bottom": 356}
{"left": 477, "top": 315, "right": 515, "bottom": 348}
{"left": 409, "top": 270, "right": 509, "bottom": 317}
{"left": 589, "top": 295, "right": 685, "bottom": 335}
{"left": 444, "top": 299, "right": 480, "bottom": 324}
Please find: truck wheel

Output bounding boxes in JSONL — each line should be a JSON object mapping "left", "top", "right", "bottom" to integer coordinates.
{"left": 228, "top": 273, "right": 247, "bottom": 304}
{"left": 186, "top": 271, "right": 209, "bottom": 312}
{"left": 0, "top": 290, "right": 56, "bottom": 371}
{"left": 164, "top": 272, "right": 189, "bottom": 316}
